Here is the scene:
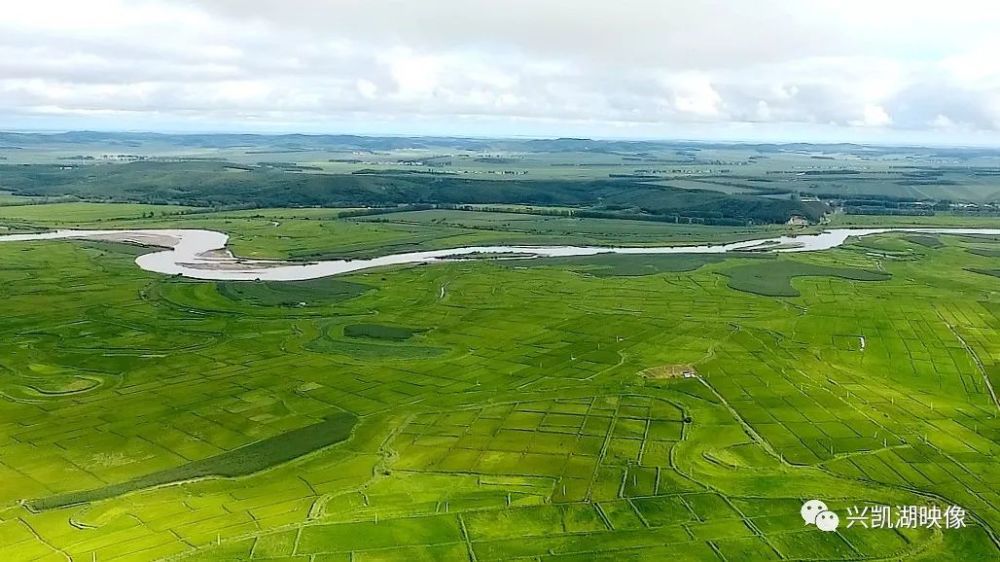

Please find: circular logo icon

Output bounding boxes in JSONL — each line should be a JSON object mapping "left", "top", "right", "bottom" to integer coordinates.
{"left": 815, "top": 510, "right": 840, "bottom": 532}
{"left": 801, "top": 499, "right": 829, "bottom": 525}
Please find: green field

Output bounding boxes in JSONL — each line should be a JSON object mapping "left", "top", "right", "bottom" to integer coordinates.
{"left": 0, "top": 202, "right": 192, "bottom": 223}
{"left": 27, "top": 413, "right": 357, "bottom": 511}
{"left": 1, "top": 203, "right": 1000, "bottom": 561}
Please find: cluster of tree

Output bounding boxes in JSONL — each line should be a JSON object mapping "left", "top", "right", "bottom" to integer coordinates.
{"left": 829, "top": 193, "right": 941, "bottom": 216}
{"left": 843, "top": 208, "right": 936, "bottom": 216}
{"left": 0, "top": 161, "right": 828, "bottom": 225}
{"left": 338, "top": 204, "right": 436, "bottom": 218}
{"left": 571, "top": 210, "right": 750, "bottom": 226}
{"left": 802, "top": 169, "right": 863, "bottom": 175}
{"left": 840, "top": 198, "right": 935, "bottom": 208}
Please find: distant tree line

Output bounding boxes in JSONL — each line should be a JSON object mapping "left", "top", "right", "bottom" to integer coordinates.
{"left": 0, "top": 161, "right": 829, "bottom": 225}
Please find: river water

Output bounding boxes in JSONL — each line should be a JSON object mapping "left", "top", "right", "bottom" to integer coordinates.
{"left": 1, "top": 227, "right": 998, "bottom": 281}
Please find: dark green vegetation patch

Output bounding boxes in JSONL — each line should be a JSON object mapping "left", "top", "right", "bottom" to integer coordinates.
{"left": 510, "top": 253, "right": 733, "bottom": 277}
{"left": 969, "top": 248, "right": 1000, "bottom": 258}
{"left": 969, "top": 268, "right": 1000, "bottom": 279}
{"left": 344, "top": 323, "right": 421, "bottom": 341}
{"left": 723, "top": 261, "right": 891, "bottom": 297}
{"left": 0, "top": 160, "right": 825, "bottom": 225}
{"left": 902, "top": 234, "right": 944, "bottom": 248}
{"left": 217, "top": 278, "right": 371, "bottom": 307}
{"left": 306, "top": 335, "right": 445, "bottom": 360}
{"left": 27, "top": 413, "right": 356, "bottom": 511}
{"left": 955, "top": 234, "right": 1000, "bottom": 243}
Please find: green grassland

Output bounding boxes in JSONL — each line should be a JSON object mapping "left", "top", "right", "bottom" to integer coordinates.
{"left": 1, "top": 205, "right": 1000, "bottom": 560}
{"left": 27, "top": 413, "right": 357, "bottom": 511}
{"left": 827, "top": 212, "right": 1000, "bottom": 228}
{"left": 0, "top": 192, "right": 40, "bottom": 205}
{"left": 216, "top": 279, "right": 372, "bottom": 307}
{"left": 0, "top": 202, "right": 192, "bottom": 224}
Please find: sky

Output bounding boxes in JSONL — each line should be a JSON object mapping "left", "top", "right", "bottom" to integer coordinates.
{"left": 3, "top": 0, "right": 1000, "bottom": 145}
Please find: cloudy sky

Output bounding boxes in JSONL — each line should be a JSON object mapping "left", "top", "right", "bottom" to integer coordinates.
{"left": 3, "top": 0, "right": 1000, "bottom": 144}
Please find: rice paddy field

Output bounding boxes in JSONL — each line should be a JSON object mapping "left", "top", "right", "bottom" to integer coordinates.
{"left": 2, "top": 205, "right": 1000, "bottom": 560}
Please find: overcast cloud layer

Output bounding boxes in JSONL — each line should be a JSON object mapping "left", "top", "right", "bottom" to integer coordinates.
{"left": 3, "top": 0, "right": 1000, "bottom": 144}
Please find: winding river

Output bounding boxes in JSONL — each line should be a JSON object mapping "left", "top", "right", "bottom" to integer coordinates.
{"left": 1, "top": 227, "right": 998, "bottom": 281}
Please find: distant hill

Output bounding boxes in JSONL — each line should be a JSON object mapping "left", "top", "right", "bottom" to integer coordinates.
{"left": 3, "top": 131, "right": 996, "bottom": 158}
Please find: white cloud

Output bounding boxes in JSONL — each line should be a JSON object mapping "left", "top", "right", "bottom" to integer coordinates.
{"left": 855, "top": 105, "right": 893, "bottom": 127}
{"left": 1, "top": 0, "right": 1000, "bottom": 143}
{"left": 668, "top": 73, "right": 723, "bottom": 118}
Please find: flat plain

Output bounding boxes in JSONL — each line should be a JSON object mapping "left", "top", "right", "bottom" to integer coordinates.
{"left": 2, "top": 134, "right": 1000, "bottom": 561}
{"left": 1, "top": 204, "right": 1000, "bottom": 561}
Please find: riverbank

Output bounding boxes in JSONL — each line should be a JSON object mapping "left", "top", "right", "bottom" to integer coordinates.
{"left": 2, "top": 227, "right": 999, "bottom": 281}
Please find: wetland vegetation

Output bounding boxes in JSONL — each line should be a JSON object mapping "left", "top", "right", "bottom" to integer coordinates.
{"left": 1, "top": 134, "right": 1000, "bottom": 561}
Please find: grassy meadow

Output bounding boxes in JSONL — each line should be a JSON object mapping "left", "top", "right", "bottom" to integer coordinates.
{"left": 0, "top": 204, "right": 999, "bottom": 560}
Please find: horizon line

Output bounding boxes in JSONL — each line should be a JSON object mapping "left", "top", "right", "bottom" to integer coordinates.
{"left": 4, "top": 127, "right": 1000, "bottom": 151}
